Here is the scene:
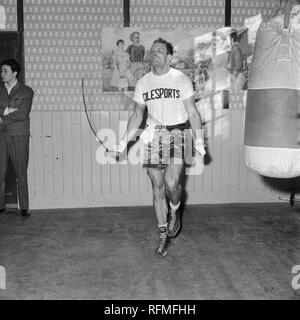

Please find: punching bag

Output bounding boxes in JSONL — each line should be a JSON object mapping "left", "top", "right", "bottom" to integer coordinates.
{"left": 244, "top": 0, "right": 300, "bottom": 178}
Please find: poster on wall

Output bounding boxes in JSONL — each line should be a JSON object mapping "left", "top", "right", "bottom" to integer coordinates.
{"left": 101, "top": 27, "right": 235, "bottom": 99}
{"left": 100, "top": 17, "right": 279, "bottom": 109}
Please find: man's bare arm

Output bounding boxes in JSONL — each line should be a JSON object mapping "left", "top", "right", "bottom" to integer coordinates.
{"left": 183, "top": 96, "right": 206, "bottom": 156}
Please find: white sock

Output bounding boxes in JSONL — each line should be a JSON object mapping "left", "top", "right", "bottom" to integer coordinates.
{"left": 158, "top": 223, "right": 168, "bottom": 230}
{"left": 170, "top": 201, "right": 180, "bottom": 212}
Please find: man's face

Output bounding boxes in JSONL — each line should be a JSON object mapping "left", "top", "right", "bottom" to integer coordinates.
{"left": 149, "top": 42, "right": 170, "bottom": 68}
{"left": 132, "top": 33, "right": 140, "bottom": 45}
{"left": 1, "top": 65, "right": 17, "bottom": 84}
{"left": 118, "top": 42, "right": 125, "bottom": 50}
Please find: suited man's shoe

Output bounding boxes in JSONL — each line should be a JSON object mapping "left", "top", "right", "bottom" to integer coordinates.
{"left": 21, "top": 209, "right": 31, "bottom": 217}
{"left": 0, "top": 208, "right": 5, "bottom": 213}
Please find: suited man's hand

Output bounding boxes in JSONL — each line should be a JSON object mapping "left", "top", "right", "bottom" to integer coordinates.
{"left": 6, "top": 107, "right": 18, "bottom": 114}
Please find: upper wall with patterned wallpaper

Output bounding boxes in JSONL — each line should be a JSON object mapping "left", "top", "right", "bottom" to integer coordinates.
{"left": 23, "top": 0, "right": 124, "bottom": 111}
{"left": 231, "top": 0, "right": 278, "bottom": 26}
{"left": 131, "top": 0, "right": 225, "bottom": 28}
{"left": 0, "top": 0, "right": 280, "bottom": 111}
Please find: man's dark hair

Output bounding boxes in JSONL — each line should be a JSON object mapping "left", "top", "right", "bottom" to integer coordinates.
{"left": 0, "top": 59, "right": 22, "bottom": 77}
{"left": 153, "top": 38, "right": 174, "bottom": 55}
{"left": 116, "top": 39, "right": 124, "bottom": 46}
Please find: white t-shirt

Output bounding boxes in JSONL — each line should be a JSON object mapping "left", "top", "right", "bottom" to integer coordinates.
{"left": 133, "top": 67, "right": 194, "bottom": 126}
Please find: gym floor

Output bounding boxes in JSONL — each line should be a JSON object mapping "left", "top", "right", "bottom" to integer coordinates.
{"left": 0, "top": 203, "right": 299, "bottom": 300}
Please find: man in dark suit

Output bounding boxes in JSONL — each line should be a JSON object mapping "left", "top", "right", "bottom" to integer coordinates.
{"left": 0, "top": 59, "right": 34, "bottom": 217}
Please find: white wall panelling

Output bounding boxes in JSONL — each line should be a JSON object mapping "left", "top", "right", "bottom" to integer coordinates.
{"left": 1, "top": 0, "right": 285, "bottom": 209}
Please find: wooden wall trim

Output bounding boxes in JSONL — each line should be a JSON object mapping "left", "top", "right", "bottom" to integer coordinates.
{"left": 124, "top": 0, "right": 130, "bottom": 27}
{"left": 17, "top": 0, "right": 25, "bottom": 82}
{"left": 27, "top": 108, "right": 281, "bottom": 209}
{"left": 225, "top": 0, "right": 231, "bottom": 26}
{"left": 29, "top": 191, "right": 283, "bottom": 210}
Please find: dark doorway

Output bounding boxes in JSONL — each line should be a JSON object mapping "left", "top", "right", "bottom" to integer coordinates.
{"left": 0, "top": 31, "right": 19, "bottom": 59}
{"left": 0, "top": 31, "right": 22, "bottom": 210}
{"left": 0, "top": 31, "right": 24, "bottom": 81}
{"left": 0, "top": 2, "right": 25, "bottom": 211}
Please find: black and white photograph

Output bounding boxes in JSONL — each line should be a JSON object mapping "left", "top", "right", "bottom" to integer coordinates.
{"left": 0, "top": 0, "right": 300, "bottom": 309}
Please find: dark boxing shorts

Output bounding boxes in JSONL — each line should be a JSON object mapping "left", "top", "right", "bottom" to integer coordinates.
{"left": 143, "top": 122, "right": 193, "bottom": 170}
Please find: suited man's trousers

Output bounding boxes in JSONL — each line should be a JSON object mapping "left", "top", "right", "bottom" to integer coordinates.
{"left": 0, "top": 132, "right": 29, "bottom": 210}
